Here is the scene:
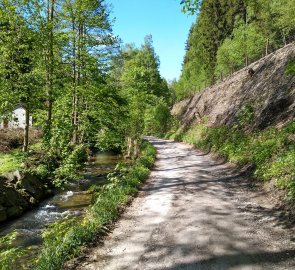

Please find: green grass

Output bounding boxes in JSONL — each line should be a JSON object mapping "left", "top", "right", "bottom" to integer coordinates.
{"left": 30, "top": 141, "right": 156, "bottom": 270}
{"left": 0, "top": 151, "right": 25, "bottom": 175}
{"left": 174, "top": 121, "right": 295, "bottom": 198}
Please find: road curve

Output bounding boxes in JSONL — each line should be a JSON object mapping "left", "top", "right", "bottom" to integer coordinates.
{"left": 75, "top": 137, "right": 295, "bottom": 270}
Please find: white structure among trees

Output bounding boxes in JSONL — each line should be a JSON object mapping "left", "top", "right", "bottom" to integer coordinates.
{"left": 0, "top": 104, "right": 32, "bottom": 129}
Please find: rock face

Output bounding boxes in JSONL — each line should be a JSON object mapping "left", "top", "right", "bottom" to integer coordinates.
{"left": 172, "top": 44, "right": 295, "bottom": 129}
{"left": 0, "top": 173, "right": 53, "bottom": 223}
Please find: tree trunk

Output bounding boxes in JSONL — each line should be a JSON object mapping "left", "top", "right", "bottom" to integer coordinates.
{"left": 245, "top": 54, "right": 249, "bottom": 67}
{"left": 126, "top": 137, "right": 132, "bottom": 158}
{"left": 23, "top": 107, "right": 30, "bottom": 152}
{"left": 133, "top": 139, "right": 139, "bottom": 158}
{"left": 45, "top": 0, "right": 55, "bottom": 141}
{"left": 282, "top": 32, "right": 287, "bottom": 46}
{"left": 71, "top": 17, "right": 78, "bottom": 145}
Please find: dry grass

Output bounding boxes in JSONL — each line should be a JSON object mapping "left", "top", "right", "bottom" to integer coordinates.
{"left": 0, "top": 128, "right": 42, "bottom": 152}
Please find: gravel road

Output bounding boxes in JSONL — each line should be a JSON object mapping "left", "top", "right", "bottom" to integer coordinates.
{"left": 75, "top": 137, "right": 295, "bottom": 270}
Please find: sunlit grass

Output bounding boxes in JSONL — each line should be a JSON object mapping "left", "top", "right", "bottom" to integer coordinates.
{"left": 0, "top": 151, "right": 24, "bottom": 175}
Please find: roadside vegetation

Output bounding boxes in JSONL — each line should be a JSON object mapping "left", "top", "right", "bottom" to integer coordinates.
{"left": 0, "top": 141, "right": 156, "bottom": 270}
{"left": 169, "top": 120, "right": 295, "bottom": 200}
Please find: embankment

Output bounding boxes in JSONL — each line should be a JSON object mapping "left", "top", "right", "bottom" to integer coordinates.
{"left": 172, "top": 43, "right": 295, "bottom": 130}
{"left": 171, "top": 43, "right": 295, "bottom": 201}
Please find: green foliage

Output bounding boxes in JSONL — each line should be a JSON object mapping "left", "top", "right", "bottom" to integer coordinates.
{"left": 53, "top": 144, "right": 87, "bottom": 187}
{"left": 237, "top": 104, "right": 255, "bottom": 128}
{"left": 180, "top": 0, "right": 202, "bottom": 14}
{"left": 285, "top": 59, "right": 295, "bottom": 75}
{"left": 111, "top": 36, "right": 172, "bottom": 157}
{"left": 0, "top": 231, "right": 25, "bottom": 270}
{"left": 176, "top": 0, "right": 295, "bottom": 100}
{"left": 176, "top": 121, "right": 295, "bottom": 198}
{"left": 165, "top": 117, "right": 183, "bottom": 141}
{"left": 96, "top": 129, "right": 125, "bottom": 152}
{"left": 216, "top": 21, "right": 265, "bottom": 77}
{"left": 144, "top": 99, "right": 172, "bottom": 137}
{"left": 0, "top": 151, "right": 24, "bottom": 175}
{"left": 33, "top": 141, "right": 156, "bottom": 270}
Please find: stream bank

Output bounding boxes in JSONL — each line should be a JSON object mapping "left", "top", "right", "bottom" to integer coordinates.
{"left": 0, "top": 151, "right": 121, "bottom": 268}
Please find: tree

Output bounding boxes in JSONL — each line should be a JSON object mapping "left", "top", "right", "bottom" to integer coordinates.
{"left": 0, "top": 0, "right": 42, "bottom": 152}
{"left": 216, "top": 20, "right": 265, "bottom": 76}
{"left": 180, "top": 0, "right": 202, "bottom": 14}
{"left": 61, "top": 0, "right": 116, "bottom": 145}
{"left": 119, "top": 36, "right": 170, "bottom": 157}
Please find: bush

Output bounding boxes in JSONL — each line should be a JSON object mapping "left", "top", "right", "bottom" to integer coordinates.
{"left": 53, "top": 144, "right": 88, "bottom": 187}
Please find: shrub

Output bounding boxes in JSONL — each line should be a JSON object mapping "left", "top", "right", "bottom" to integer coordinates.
{"left": 53, "top": 144, "right": 88, "bottom": 187}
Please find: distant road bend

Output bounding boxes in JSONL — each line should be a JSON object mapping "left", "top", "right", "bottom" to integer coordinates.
{"left": 76, "top": 137, "right": 295, "bottom": 270}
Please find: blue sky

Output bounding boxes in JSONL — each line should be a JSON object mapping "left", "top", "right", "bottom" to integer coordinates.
{"left": 107, "top": 0, "right": 196, "bottom": 81}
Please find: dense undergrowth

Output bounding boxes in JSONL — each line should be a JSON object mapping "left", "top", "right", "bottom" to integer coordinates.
{"left": 0, "top": 141, "right": 156, "bottom": 270}
{"left": 171, "top": 121, "right": 295, "bottom": 198}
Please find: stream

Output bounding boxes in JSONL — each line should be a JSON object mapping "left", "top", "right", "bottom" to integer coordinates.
{"left": 0, "top": 151, "right": 121, "bottom": 263}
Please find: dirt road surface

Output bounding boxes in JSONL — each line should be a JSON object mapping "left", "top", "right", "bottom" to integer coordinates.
{"left": 75, "top": 137, "right": 295, "bottom": 270}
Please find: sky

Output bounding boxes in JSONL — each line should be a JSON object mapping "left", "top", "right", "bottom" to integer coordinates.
{"left": 107, "top": 0, "right": 196, "bottom": 81}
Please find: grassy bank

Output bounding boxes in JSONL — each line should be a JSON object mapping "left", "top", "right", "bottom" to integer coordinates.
{"left": 0, "top": 151, "right": 24, "bottom": 175}
{"left": 31, "top": 141, "right": 156, "bottom": 270}
{"left": 172, "top": 121, "right": 295, "bottom": 198}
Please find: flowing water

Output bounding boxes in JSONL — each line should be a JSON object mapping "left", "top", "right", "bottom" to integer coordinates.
{"left": 0, "top": 152, "right": 121, "bottom": 262}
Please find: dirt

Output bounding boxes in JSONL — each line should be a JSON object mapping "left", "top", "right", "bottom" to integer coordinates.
{"left": 172, "top": 43, "right": 295, "bottom": 130}
{"left": 73, "top": 137, "right": 295, "bottom": 270}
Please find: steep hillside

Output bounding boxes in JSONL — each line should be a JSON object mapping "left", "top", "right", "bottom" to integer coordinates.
{"left": 172, "top": 43, "right": 295, "bottom": 130}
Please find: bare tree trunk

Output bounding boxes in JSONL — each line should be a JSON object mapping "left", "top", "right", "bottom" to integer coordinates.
{"left": 126, "top": 137, "right": 133, "bottom": 158}
{"left": 45, "top": 0, "right": 55, "bottom": 141}
{"left": 23, "top": 107, "right": 30, "bottom": 152}
{"left": 71, "top": 17, "right": 78, "bottom": 145}
{"left": 133, "top": 139, "right": 139, "bottom": 158}
{"left": 282, "top": 32, "right": 287, "bottom": 46}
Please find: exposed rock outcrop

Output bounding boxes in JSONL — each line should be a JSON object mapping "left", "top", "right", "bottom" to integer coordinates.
{"left": 0, "top": 172, "right": 53, "bottom": 223}
{"left": 172, "top": 43, "right": 295, "bottom": 129}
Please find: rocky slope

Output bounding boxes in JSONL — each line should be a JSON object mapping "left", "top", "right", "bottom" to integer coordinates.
{"left": 172, "top": 43, "right": 295, "bottom": 129}
{"left": 0, "top": 171, "right": 53, "bottom": 223}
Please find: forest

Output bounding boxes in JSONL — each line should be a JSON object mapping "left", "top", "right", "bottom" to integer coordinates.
{"left": 176, "top": 0, "right": 295, "bottom": 99}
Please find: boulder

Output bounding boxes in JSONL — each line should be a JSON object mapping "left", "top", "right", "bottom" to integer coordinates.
{"left": 3, "top": 170, "right": 22, "bottom": 185}
{"left": 16, "top": 173, "right": 45, "bottom": 200}
{"left": 1, "top": 186, "right": 29, "bottom": 208}
{"left": 0, "top": 171, "right": 54, "bottom": 224}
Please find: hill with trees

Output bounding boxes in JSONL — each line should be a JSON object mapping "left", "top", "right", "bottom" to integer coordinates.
{"left": 176, "top": 0, "right": 295, "bottom": 100}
